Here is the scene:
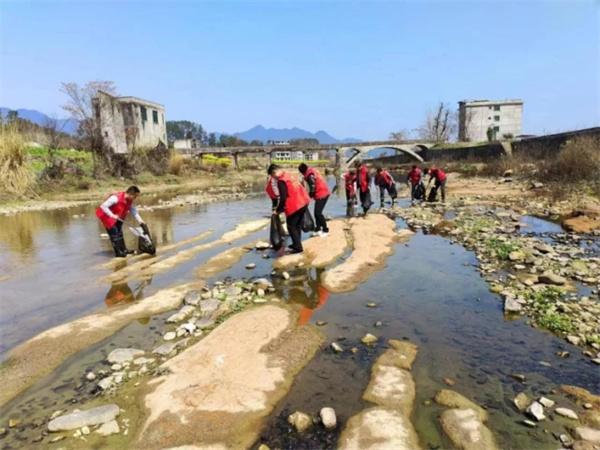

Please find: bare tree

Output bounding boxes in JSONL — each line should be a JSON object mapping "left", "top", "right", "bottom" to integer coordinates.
{"left": 43, "top": 117, "right": 65, "bottom": 161}
{"left": 60, "top": 81, "right": 117, "bottom": 174}
{"left": 417, "top": 102, "right": 457, "bottom": 143}
{"left": 389, "top": 129, "right": 409, "bottom": 142}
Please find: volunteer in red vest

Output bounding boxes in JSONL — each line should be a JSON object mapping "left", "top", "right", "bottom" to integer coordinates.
{"left": 355, "top": 160, "right": 372, "bottom": 215}
{"left": 267, "top": 164, "right": 310, "bottom": 254}
{"left": 407, "top": 165, "right": 424, "bottom": 202}
{"left": 375, "top": 167, "right": 397, "bottom": 207}
{"left": 298, "top": 163, "right": 330, "bottom": 236}
{"left": 425, "top": 166, "right": 448, "bottom": 203}
{"left": 344, "top": 170, "right": 357, "bottom": 216}
{"left": 96, "top": 186, "right": 145, "bottom": 257}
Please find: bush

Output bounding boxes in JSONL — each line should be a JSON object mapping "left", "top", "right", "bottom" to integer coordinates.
{"left": 538, "top": 136, "right": 600, "bottom": 182}
{"left": 168, "top": 152, "right": 186, "bottom": 175}
{"left": 0, "top": 123, "right": 34, "bottom": 195}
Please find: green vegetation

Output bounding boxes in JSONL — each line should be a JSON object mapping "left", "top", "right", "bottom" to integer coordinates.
{"left": 202, "top": 154, "right": 232, "bottom": 167}
{"left": 536, "top": 311, "right": 574, "bottom": 334}
{"left": 26, "top": 146, "right": 93, "bottom": 175}
{"left": 484, "top": 237, "right": 521, "bottom": 260}
{"left": 524, "top": 286, "right": 574, "bottom": 334}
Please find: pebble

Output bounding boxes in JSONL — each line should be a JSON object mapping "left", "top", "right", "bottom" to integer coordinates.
{"left": 316, "top": 321, "right": 328, "bottom": 326}
{"left": 81, "top": 426, "right": 90, "bottom": 435}
{"left": 361, "top": 333, "right": 377, "bottom": 345}
{"left": 85, "top": 372, "right": 96, "bottom": 381}
{"left": 0, "top": 428, "right": 6, "bottom": 437}
{"left": 288, "top": 411, "right": 312, "bottom": 433}
{"left": 282, "top": 271, "right": 290, "bottom": 280}
{"left": 374, "top": 321, "right": 383, "bottom": 327}
{"left": 320, "top": 407, "right": 337, "bottom": 430}
{"left": 163, "top": 331, "right": 176, "bottom": 341}
{"left": 255, "top": 241, "right": 270, "bottom": 250}
{"left": 331, "top": 342, "right": 343, "bottom": 353}
{"left": 538, "top": 397, "right": 555, "bottom": 408}
{"left": 111, "top": 363, "right": 122, "bottom": 371}
{"left": 584, "top": 403, "right": 593, "bottom": 410}
{"left": 245, "top": 263, "right": 256, "bottom": 270}
{"left": 527, "top": 401, "right": 546, "bottom": 421}
{"left": 50, "top": 435, "right": 66, "bottom": 443}
{"left": 511, "top": 373, "right": 526, "bottom": 382}
{"left": 258, "top": 445, "right": 271, "bottom": 450}
{"left": 514, "top": 392, "right": 531, "bottom": 412}
{"left": 567, "top": 335, "right": 581, "bottom": 346}
{"left": 522, "top": 419, "right": 537, "bottom": 428}
{"left": 555, "top": 407, "right": 579, "bottom": 420}
{"left": 443, "top": 377, "right": 456, "bottom": 386}
{"left": 96, "top": 420, "right": 120, "bottom": 436}
{"left": 8, "top": 419, "right": 19, "bottom": 428}
{"left": 366, "top": 302, "right": 377, "bottom": 308}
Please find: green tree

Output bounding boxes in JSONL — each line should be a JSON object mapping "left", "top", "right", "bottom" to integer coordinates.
{"left": 208, "top": 133, "right": 217, "bottom": 146}
{"left": 166, "top": 120, "right": 206, "bottom": 143}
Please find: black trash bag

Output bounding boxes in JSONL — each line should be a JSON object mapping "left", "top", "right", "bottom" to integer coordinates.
{"left": 413, "top": 183, "right": 425, "bottom": 201}
{"left": 301, "top": 208, "right": 316, "bottom": 233}
{"left": 138, "top": 223, "right": 156, "bottom": 255}
{"left": 360, "top": 190, "right": 373, "bottom": 211}
{"left": 270, "top": 214, "right": 285, "bottom": 250}
{"left": 427, "top": 186, "right": 438, "bottom": 202}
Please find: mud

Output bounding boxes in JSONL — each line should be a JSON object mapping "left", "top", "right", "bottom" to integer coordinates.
{"left": 321, "top": 214, "right": 406, "bottom": 292}
{"left": 137, "top": 305, "right": 323, "bottom": 449}
{"left": 0, "top": 283, "right": 197, "bottom": 406}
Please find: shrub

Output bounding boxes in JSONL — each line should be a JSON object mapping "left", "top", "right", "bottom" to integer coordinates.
{"left": 0, "top": 123, "right": 34, "bottom": 195}
{"left": 538, "top": 135, "right": 600, "bottom": 182}
{"left": 168, "top": 152, "right": 186, "bottom": 175}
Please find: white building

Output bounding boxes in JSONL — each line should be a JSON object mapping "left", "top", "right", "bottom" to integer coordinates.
{"left": 173, "top": 138, "right": 199, "bottom": 149}
{"left": 93, "top": 91, "right": 167, "bottom": 154}
{"left": 273, "top": 150, "right": 319, "bottom": 161}
{"left": 458, "top": 99, "right": 523, "bottom": 142}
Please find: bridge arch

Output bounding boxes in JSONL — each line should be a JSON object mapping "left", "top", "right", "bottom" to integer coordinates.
{"left": 342, "top": 145, "right": 424, "bottom": 168}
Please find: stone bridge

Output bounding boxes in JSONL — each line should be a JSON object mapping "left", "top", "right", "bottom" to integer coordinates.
{"left": 178, "top": 140, "right": 432, "bottom": 170}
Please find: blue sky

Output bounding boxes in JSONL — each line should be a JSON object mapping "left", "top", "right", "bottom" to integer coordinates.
{"left": 0, "top": 0, "right": 598, "bottom": 140}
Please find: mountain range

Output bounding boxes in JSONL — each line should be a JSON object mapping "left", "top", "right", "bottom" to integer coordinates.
{"left": 1, "top": 107, "right": 362, "bottom": 144}
{"left": 0, "top": 107, "right": 79, "bottom": 135}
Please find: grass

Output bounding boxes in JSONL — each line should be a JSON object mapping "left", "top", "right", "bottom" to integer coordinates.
{"left": 524, "top": 287, "right": 574, "bottom": 334}
{"left": 26, "top": 146, "right": 94, "bottom": 176}
{"left": 0, "top": 123, "right": 35, "bottom": 195}
{"left": 484, "top": 237, "right": 521, "bottom": 260}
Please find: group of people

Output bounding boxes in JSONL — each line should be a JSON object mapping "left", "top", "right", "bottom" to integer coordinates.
{"left": 95, "top": 162, "right": 447, "bottom": 258}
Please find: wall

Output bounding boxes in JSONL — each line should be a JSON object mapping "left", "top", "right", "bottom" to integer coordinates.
{"left": 459, "top": 102, "right": 522, "bottom": 142}
{"left": 130, "top": 103, "right": 167, "bottom": 149}
{"left": 94, "top": 91, "right": 128, "bottom": 154}
{"left": 512, "top": 127, "right": 600, "bottom": 157}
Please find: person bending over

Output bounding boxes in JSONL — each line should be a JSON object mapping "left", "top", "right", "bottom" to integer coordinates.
{"left": 298, "top": 163, "right": 330, "bottom": 236}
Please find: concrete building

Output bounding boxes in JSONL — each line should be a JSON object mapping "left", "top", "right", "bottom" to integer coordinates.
{"left": 458, "top": 99, "right": 523, "bottom": 142}
{"left": 93, "top": 91, "right": 167, "bottom": 154}
{"left": 173, "top": 138, "right": 199, "bottom": 150}
{"left": 272, "top": 150, "right": 319, "bottom": 161}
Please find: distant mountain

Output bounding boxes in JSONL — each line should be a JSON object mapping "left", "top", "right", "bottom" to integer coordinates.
{"left": 0, "top": 108, "right": 79, "bottom": 135}
{"left": 234, "top": 125, "right": 360, "bottom": 144}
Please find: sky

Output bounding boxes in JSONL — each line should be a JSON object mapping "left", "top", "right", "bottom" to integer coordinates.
{"left": 0, "top": 0, "right": 598, "bottom": 141}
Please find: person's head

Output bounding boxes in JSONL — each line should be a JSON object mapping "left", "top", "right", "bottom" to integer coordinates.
{"left": 298, "top": 163, "right": 308, "bottom": 174}
{"left": 376, "top": 166, "right": 383, "bottom": 173}
{"left": 267, "top": 163, "right": 282, "bottom": 178}
{"left": 125, "top": 185, "right": 141, "bottom": 201}
{"left": 412, "top": 165, "right": 417, "bottom": 170}
{"left": 354, "top": 160, "right": 362, "bottom": 168}
{"left": 424, "top": 168, "right": 431, "bottom": 175}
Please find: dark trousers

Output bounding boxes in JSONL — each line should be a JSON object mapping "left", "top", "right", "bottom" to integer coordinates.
{"left": 411, "top": 182, "right": 424, "bottom": 201}
{"left": 435, "top": 179, "right": 447, "bottom": 202}
{"left": 314, "top": 196, "right": 329, "bottom": 232}
{"left": 286, "top": 206, "right": 307, "bottom": 252}
{"left": 359, "top": 190, "right": 372, "bottom": 214}
{"left": 107, "top": 221, "right": 127, "bottom": 257}
{"left": 379, "top": 183, "right": 397, "bottom": 205}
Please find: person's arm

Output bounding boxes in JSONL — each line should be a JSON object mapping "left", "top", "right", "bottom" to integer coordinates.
{"left": 270, "top": 178, "right": 280, "bottom": 209}
{"left": 275, "top": 180, "right": 288, "bottom": 214}
{"left": 100, "top": 195, "right": 120, "bottom": 220}
{"left": 306, "top": 174, "right": 316, "bottom": 198}
{"left": 130, "top": 205, "right": 144, "bottom": 224}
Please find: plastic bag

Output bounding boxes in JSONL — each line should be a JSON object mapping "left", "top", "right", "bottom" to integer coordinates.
{"left": 301, "top": 208, "right": 315, "bottom": 233}
{"left": 427, "top": 186, "right": 438, "bottom": 203}
{"left": 138, "top": 223, "right": 156, "bottom": 255}
{"left": 270, "top": 214, "right": 285, "bottom": 250}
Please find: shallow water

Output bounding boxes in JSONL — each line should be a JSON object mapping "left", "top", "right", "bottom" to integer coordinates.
{"left": 0, "top": 183, "right": 599, "bottom": 449}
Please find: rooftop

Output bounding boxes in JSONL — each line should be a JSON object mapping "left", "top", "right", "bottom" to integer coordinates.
{"left": 96, "top": 91, "right": 164, "bottom": 110}
{"left": 459, "top": 99, "right": 523, "bottom": 107}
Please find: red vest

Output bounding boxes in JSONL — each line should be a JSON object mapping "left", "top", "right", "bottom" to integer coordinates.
{"left": 265, "top": 176, "right": 278, "bottom": 200}
{"left": 357, "top": 165, "right": 369, "bottom": 193}
{"left": 408, "top": 167, "right": 422, "bottom": 185}
{"left": 304, "top": 167, "right": 330, "bottom": 200}
{"left": 375, "top": 170, "right": 394, "bottom": 187}
{"left": 95, "top": 191, "right": 132, "bottom": 229}
{"left": 344, "top": 172, "right": 356, "bottom": 197}
{"left": 431, "top": 168, "right": 447, "bottom": 182}
{"left": 278, "top": 172, "right": 309, "bottom": 216}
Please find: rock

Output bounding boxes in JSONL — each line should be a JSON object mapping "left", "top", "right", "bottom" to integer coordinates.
{"left": 538, "top": 397, "right": 555, "bottom": 408}
{"left": 200, "top": 298, "right": 221, "bottom": 315}
{"left": 8, "top": 419, "right": 19, "bottom": 428}
{"left": 522, "top": 419, "right": 537, "bottom": 428}
{"left": 592, "top": 358, "right": 600, "bottom": 365}
{"left": 257, "top": 445, "right": 271, "bottom": 450}
{"left": 509, "top": 251, "right": 525, "bottom": 262}
{"left": 166, "top": 305, "right": 196, "bottom": 323}
{"left": 361, "top": 333, "right": 378, "bottom": 345}
{"left": 567, "top": 335, "right": 582, "bottom": 346}
{"left": 511, "top": 373, "right": 526, "bottom": 382}
{"left": 282, "top": 271, "right": 290, "bottom": 280}
{"left": 253, "top": 278, "right": 273, "bottom": 289}
{"left": 256, "top": 288, "right": 265, "bottom": 296}
{"left": 81, "top": 425, "right": 90, "bottom": 435}
{"left": 527, "top": 401, "right": 546, "bottom": 421}
{"left": 443, "top": 378, "right": 456, "bottom": 386}
{"left": 320, "top": 407, "right": 337, "bottom": 430}
{"left": 152, "top": 339, "right": 188, "bottom": 356}
{"left": 245, "top": 263, "right": 256, "bottom": 270}
{"left": 534, "top": 243, "right": 553, "bottom": 254}
{"left": 374, "top": 321, "right": 383, "bottom": 327}
{"left": 0, "top": 428, "right": 6, "bottom": 437}
{"left": 363, "top": 364, "right": 415, "bottom": 416}
{"left": 556, "top": 407, "right": 579, "bottom": 420}
{"left": 195, "top": 317, "right": 216, "bottom": 329}
{"left": 514, "top": 392, "right": 531, "bottom": 412}
{"left": 574, "top": 426, "right": 600, "bottom": 444}
{"left": 538, "top": 271, "right": 567, "bottom": 286}
{"left": 503, "top": 169, "right": 513, "bottom": 177}
{"left": 440, "top": 408, "right": 498, "bottom": 450}
{"left": 504, "top": 297, "right": 523, "bottom": 313}
{"left": 288, "top": 411, "right": 312, "bottom": 433}
{"left": 96, "top": 419, "right": 120, "bottom": 436}
{"left": 366, "top": 302, "right": 377, "bottom": 308}
{"left": 50, "top": 435, "right": 65, "bottom": 443}
{"left": 111, "top": 363, "right": 122, "bottom": 371}
{"left": 255, "top": 241, "right": 270, "bottom": 250}
{"left": 584, "top": 403, "right": 593, "bottom": 410}
{"left": 163, "top": 331, "right": 176, "bottom": 341}
{"left": 253, "top": 298, "right": 267, "bottom": 304}
{"left": 85, "top": 372, "right": 96, "bottom": 381}
{"left": 560, "top": 433, "right": 574, "bottom": 447}
{"left": 316, "top": 321, "right": 327, "bottom": 326}
{"left": 133, "top": 357, "right": 155, "bottom": 366}
{"left": 107, "top": 348, "right": 144, "bottom": 364}
{"left": 183, "top": 290, "right": 202, "bottom": 306}
{"left": 383, "top": 340, "right": 418, "bottom": 370}
{"left": 331, "top": 342, "right": 343, "bottom": 353}
{"left": 48, "top": 404, "right": 120, "bottom": 432}
{"left": 435, "top": 390, "right": 488, "bottom": 421}
{"left": 97, "top": 376, "right": 115, "bottom": 390}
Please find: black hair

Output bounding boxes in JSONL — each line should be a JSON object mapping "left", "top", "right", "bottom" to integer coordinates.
{"left": 376, "top": 166, "right": 382, "bottom": 172}
{"left": 126, "top": 185, "right": 141, "bottom": 195}
{"left": 412, "top": 165, "right": 417, "bottom": 169}
{"left": 298, "top": 163, "right": 308, "bottom": 174}
{"left": 267, "top": 164, "right": 280, "bottom": 175}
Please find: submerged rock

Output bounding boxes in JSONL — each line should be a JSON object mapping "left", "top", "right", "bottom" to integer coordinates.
{"left": 320, "top": 407, "right": 337, "bottom": 430}
{"left": 255, "top": 241, "right": 270, "bottom": 250}
{"left": 514, "top": 393, "right": 531, "bottom": 412}
{"left": 556, "top": 407, "right": 579, "bottom": 420}
{"left": 107, "top": 348, "right": 144, "bottom": 364}
{"left": 48, "top": 404, "right": 120, "bottom": 431}
{"left": 96, "top": 419, "right": 120, "bottom": 436}
{"left": 331, "top": 342, "right": 343, "bottom": 353}
{"left": 183, "top": 290, "right": 202, "bottom": 306}
{"left": 166, "top": 305, "right": 196, "bottom": 323}
{"left": 288, "top": 411, "right": 312, "bottom": 433}
{"left": 574, "top": 426, "right": 600, "bottom": 444}
{"left": 363, "top": 364, "right": 415, "bottom": 416}
{"left": 435, "top": 390, "right": 488, "bottom": 421}
{"left": 440, "top": 408, "right": 498, "bottom": 450}
{"left": 361, "top": 333, "right": 378, "bottom": 345}
{"left": 527, "top": 401, "right": 546, "bottom": 421}
{"left": 538, "top": 271, "right": 567, "bottom": 286}
{"left": 504, "top": 297, "right": 523, "bottom": 313}
{"left": 538, "top": 397, "right": 555, "bottom": 408}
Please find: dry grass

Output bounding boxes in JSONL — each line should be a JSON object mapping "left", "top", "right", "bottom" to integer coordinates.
{"left": 0, "top": 123, "right": 35, "bottom": 196}
{"left": 168, "top": 151, "right": 186, "bottom": 175}
{"left": 539, "top": 135, "right": 600, "bottom": 182}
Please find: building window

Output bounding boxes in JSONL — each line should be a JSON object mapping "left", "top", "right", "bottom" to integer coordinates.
{"left": 152, "top": 110, "right": 158, "bottom": 124}
{"left": 494, "top": 105, "right": 501, "bottom": 111}
{"left": 494, "top": 126, "right": 500, "bottom": 132}
{"left": 161, "top": 113, "right": 164, "bottom": 124}
{"left": 494, "top": 115, "right": 500, "bottom": 121}
{"left": 141, "top": 106, "right": 147, "bottom": 122}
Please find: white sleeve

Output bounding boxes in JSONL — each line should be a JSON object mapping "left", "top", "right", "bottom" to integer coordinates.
{"left": 130, "top": 206, "right": 143, "bottom": 223}
{"left": 100, "top": 195, "right": 120, "bottom": 219}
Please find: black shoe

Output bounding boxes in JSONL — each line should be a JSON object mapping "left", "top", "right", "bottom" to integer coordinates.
{"left": 289, "top": 248, "right": 303, "bottom": 254}
{"left": 124, "top": 249, "right": 135, "bottom": 255}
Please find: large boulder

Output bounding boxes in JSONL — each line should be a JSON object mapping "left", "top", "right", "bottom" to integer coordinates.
{"left": 440, "top": 408, "right": 498, "bottom": 450}
{"left": 107, "top": 348, "right": 144, "bottom": 364}
{"left": 48, "top": 404, "right": 120, "bottom": 432}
